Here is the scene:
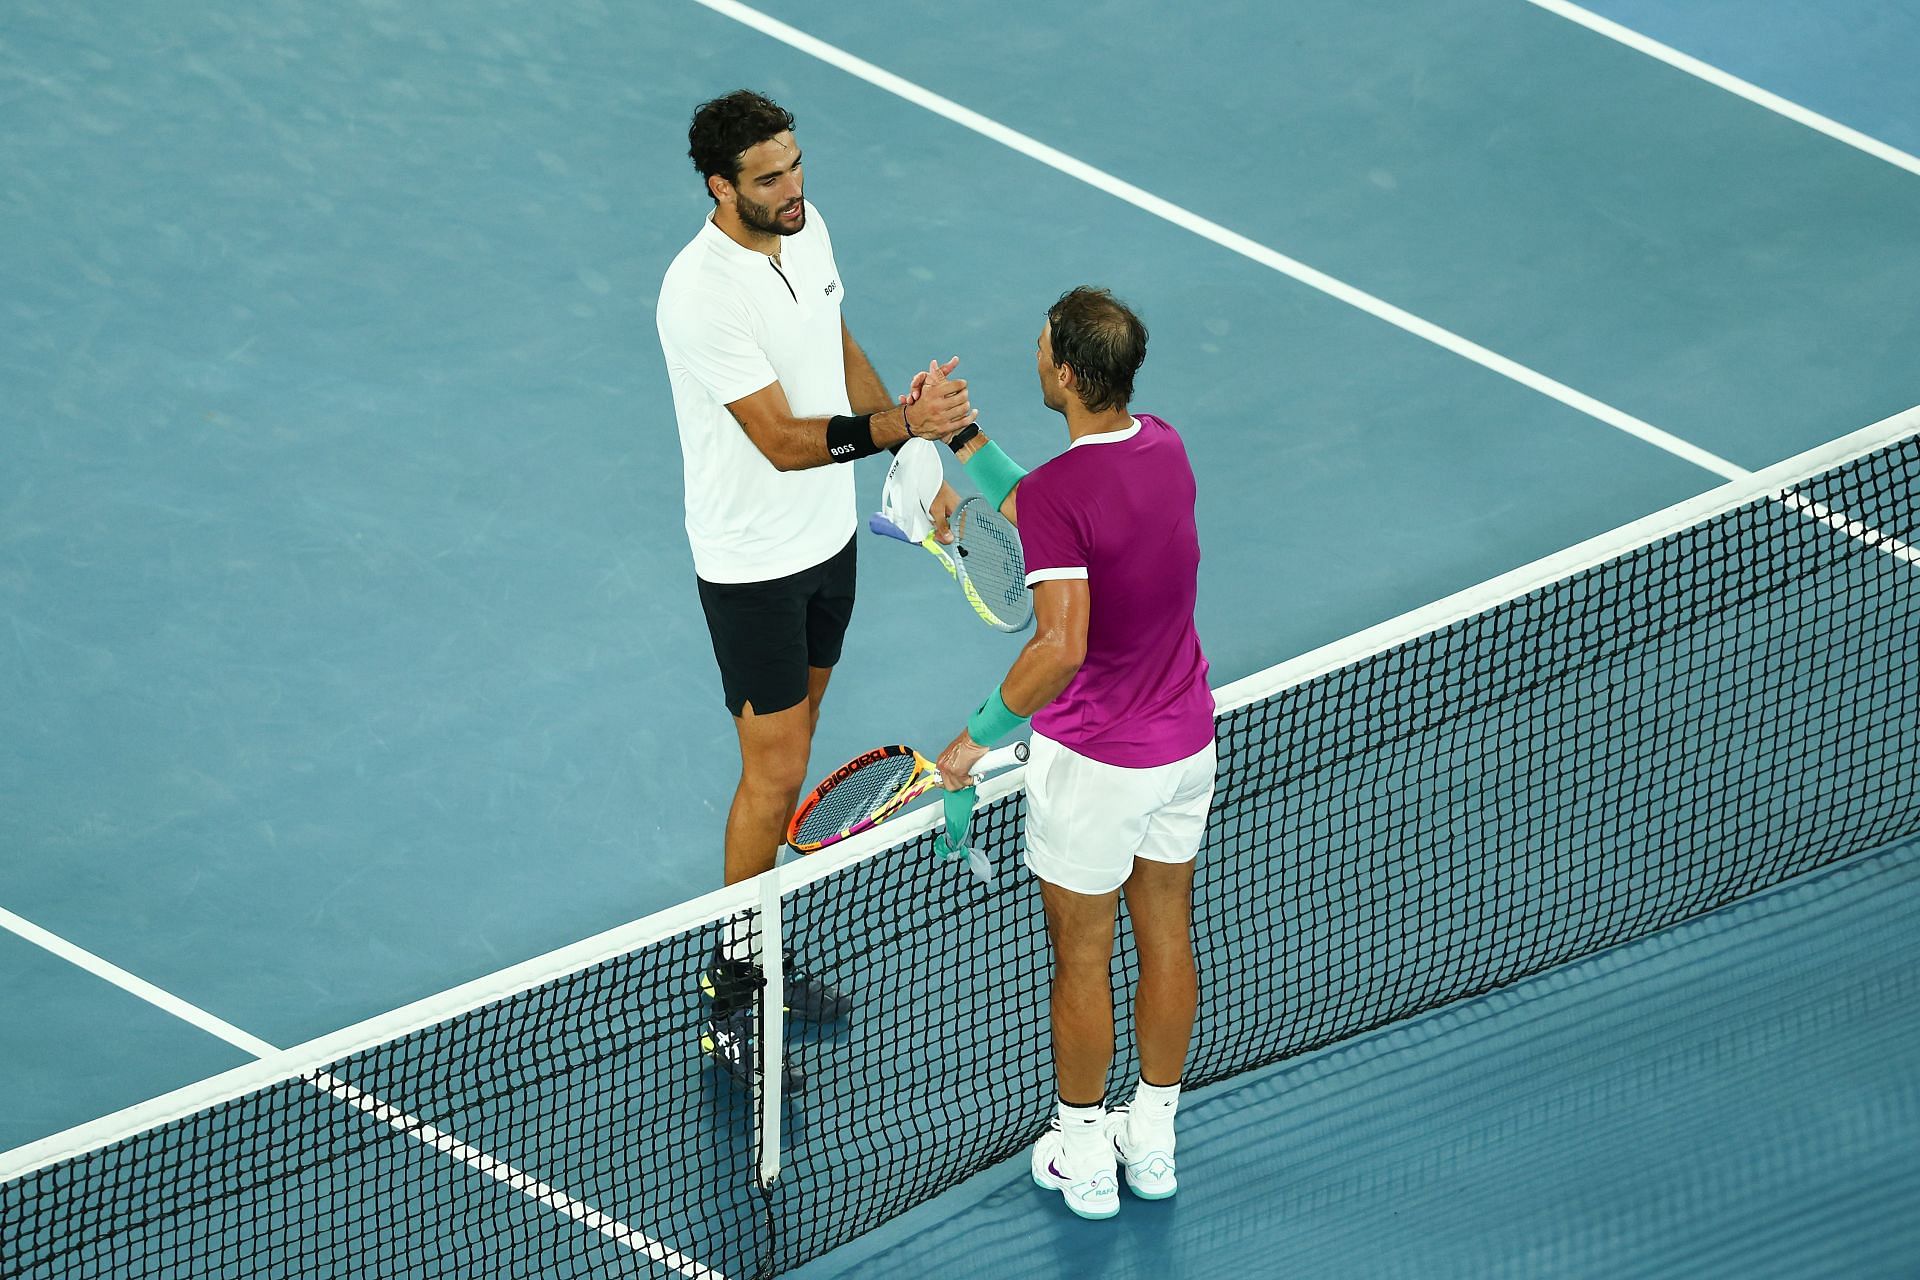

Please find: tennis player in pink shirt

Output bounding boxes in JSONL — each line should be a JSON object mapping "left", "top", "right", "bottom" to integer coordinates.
{"left": 935, "top": 287, "right": 1215, "bottom": 1220}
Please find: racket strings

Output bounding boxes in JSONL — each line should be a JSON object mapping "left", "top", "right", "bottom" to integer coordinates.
{"left": 955, "top": 506, "right": 1031, "bottom": 625}
{"left": 791, "top": 754, "right": 922, "bottom": 845}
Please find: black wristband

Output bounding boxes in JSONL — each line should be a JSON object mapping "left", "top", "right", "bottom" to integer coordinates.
{"left": 945, "top": 423, "right": 982, "bottom": 454}
{"left": 825, "top": 414, "right": 881, "bottom": 463}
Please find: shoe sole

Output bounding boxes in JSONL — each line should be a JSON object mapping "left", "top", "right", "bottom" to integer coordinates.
{"left": 699, "top": 1049, "right": 808, "bottom": 1095}
{"left": 1113, "top": 1126, "right": 1176, "bottom": 1200}
{"left": 1118, "top": 1159, "right": 1177, "bottom": 1199}
{"left": 1031, "top": 1172, "right": 1120, "bottom": 1220}
{"left": 700, "top": 1029, "right": 810, "bottom": 1094}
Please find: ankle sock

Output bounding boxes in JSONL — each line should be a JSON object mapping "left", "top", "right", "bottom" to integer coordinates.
{"left": 1056, "top": 1099, "right": 1109, "bottom": 1172}
{"left": 1127, "top": 1079, "right": 1180, "bottom": 1149}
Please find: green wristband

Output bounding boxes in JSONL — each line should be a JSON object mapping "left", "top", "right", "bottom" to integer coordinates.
{"left": 960, "top": 440, "right": 1028, "bottom": 510}
{"left": 966, "top": 685, "right": 1029, "bottom": 745}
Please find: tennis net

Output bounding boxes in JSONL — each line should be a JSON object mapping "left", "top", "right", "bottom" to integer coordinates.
{"left": 3, "top": 409, "right": 1916, "bottom": 1279}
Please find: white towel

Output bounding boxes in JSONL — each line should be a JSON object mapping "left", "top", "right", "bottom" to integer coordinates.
{"left": 878, "top": 437, "right": 944, "bottom": 543}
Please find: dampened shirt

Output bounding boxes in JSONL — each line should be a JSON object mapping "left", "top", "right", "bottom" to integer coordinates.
{"left": 1017, "top": 413, "right": 1214, "bottom": 767}
{"left": 655, "top": 201, "right": 856, "bottom": 584}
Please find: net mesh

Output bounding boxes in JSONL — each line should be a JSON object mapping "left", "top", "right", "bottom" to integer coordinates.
{"left": 3, "top": 428, "right": 1917, "bottom": 1279}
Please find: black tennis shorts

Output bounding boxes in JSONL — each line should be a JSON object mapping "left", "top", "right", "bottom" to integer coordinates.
{"left": 696, "top": 534, "right": 857, "bottom": 717}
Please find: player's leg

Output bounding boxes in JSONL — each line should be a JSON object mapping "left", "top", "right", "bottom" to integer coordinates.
{"left": 701, "top": 687, "right": 822, "bottom": 1087}
{"left": 1022, "top": 733, "right": 1139, "bottom": 1220}
{"left": 762, "top": 534, "right": 860, "bottom": 1022}
{"left": 723, "top": 697, "right": 812, "bottom": 885}
{"left": 800, "top": 533, "right": 856, "bottom": 741}
{"left": 712, "top": 716, "right": 850, "bottom": 1015}
{"left": 696, "top": 565, "right": 814, "bottom": 888}
{"left": 698, "top": 536, "right": 852, "bottom": 890}
{"left": 1041, "top": 880, "right": 1122, "bottom": 1103}
{"left": 804, "top": 664, "right": 832, "bottom": 738}
{"left": 1124, "top": 857, "right": 1196, "bottom": 1086}
{"left": 1107, "top": 857, "right": 1193, "bottom": 1200}
{"left": 693, "top": 561, "right": 847, "bottom": 1091}
{"left": 1107, "top": 738, "right": 1216, "bottom": 1199}
{"left": 1030, "top": 879, "right": 1123, "bottom": 1220}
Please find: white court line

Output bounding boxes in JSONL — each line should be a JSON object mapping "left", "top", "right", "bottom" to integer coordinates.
{"left": 0, "top": 906, "right": 719, "bottom": 1280}
{"left": 0, "top": 906, "right": 279, "bottom": 1058}
{"left": 1781, "top": 492, "right": 1920, "bottom": 565}
{"left": 1526, "top": 0, "right": 1920, "bottom": 180}
{"left": 1213, "top": 403, "right": 1920, "bottom": 712}
{"left": 692, "top": 0, "right": 1920, "bottom": 565}
{"left": 5, "top": 11, "right": 1909, "bottom": 1258}
{"left": 315, "top": 1073, "right": 727, "bottom": 1280}
{"left": 688, "top": 0, "right": 1749, "bottom": 483}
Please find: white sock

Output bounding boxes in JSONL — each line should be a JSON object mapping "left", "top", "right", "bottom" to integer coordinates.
{"left": 1057, "top": 1100, "right": 1109, "bottom": 1173}
{"left": 721, "top": 912, "right": 755, "bottom": 963}
{"left": 1127, "top": 1079, "right": 1180, "bottom": 1149}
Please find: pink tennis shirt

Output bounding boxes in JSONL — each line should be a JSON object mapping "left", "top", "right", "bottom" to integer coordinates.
{"left": 1016, "top": 412, "right": 1214, "bottom": 768}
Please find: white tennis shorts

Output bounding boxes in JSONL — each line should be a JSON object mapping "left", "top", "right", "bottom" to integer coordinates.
{"left": 1023, "top": 731, "right": 1218, "bottom": 895}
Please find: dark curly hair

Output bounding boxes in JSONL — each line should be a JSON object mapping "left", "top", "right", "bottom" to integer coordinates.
{"left": 687, "top": 90, "right": 796, "bottom": 201}
{"left": 1047, "top": 287, "right": 1148, "bottom": 413}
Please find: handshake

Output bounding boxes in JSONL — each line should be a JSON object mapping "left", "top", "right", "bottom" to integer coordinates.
{"left": 897, "top": 355, "right": 977, "bottom": 443}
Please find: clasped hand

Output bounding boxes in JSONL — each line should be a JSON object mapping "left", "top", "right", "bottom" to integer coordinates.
{"left": 899, "top": 356, "right": 967, "bottom": 542}
{"left": 900, "top": 356, "right": 975, "bottom": 441}
{"left": 936, "top": 731, "right": 989, "bottom": 792}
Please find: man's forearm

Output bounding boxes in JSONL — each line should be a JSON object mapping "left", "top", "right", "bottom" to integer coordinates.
{"left": 732, "top": 405, "right": 906, "bottom": 471}
{"left": 842, "top": 325, "right": 894, "bottom": 416}
{"left": 1000, "top": 636, "right": 1080, "bottom": 721}
{"left": 842, "top": 325, "right": 923, "bottom": 450}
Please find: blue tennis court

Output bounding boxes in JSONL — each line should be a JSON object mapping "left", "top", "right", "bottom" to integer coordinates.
{"left": 3, "top": 1, "right": 1918, "bottom": 1276}
{"left": 793, "top": 834, "right": 1920, "bottom": 1278}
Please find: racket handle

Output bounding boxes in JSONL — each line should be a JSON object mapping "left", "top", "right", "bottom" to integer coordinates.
{"left": 973, "top": 741, "right": 1029, "bottom": 779}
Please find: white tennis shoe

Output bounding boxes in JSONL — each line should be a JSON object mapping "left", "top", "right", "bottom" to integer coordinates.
{"left": 1106, "top": 1105, "right": 1178, "bottom": 1199}
{"left": 1031, "top": 1119, "right": 1120, "bottom": 1220}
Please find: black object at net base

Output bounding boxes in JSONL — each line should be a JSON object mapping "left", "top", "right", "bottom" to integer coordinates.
{"left": 3, "top": 425, "right": 1916, "bottom": 1279}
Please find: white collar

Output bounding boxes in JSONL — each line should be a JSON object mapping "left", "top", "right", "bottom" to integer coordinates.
{"left": 1066, "top": 417, "right": 1142, "bottom": 450}
{"left": 700, "top": 210, "right": 787, "bottom": 267}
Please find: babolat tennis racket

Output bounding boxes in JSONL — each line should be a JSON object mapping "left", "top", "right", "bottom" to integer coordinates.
{"left": 787, "top": 740, "right": 1029, "bottom": 853}
{"left": 869, "top": 496, "right": 1033, "bottom": 633}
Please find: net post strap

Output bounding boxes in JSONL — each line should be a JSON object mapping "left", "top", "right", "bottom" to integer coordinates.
{"left": 4, "top": 406, "right": 1915, "bottom": 1280}
{"left": 755, "top": 874, "right": 784, "bottom": 1191}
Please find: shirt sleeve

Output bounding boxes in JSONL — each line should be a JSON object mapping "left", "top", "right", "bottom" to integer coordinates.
{"left": 660, "top": 287, "right": 778, "bottom": 407}
{"left": 1018, "top": 467, "right": 1091, "bottom": 585}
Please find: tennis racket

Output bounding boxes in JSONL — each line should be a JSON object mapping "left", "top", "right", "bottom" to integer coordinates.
{"left": 787, "top": 740, "right": 1029, "bottom": 854}
{"left": 868, "top": 496, "right": 1033, "bottom": 633}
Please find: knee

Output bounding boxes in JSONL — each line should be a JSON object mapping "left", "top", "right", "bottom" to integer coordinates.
{"left": 1052, "top": 935, "right": 1116, "bottom": 980}
{"left": 1128, "top": 940, "right": 1190, "bottom": 982}
{"left": 741, "top": 754, "right": 809, "bottom": 806}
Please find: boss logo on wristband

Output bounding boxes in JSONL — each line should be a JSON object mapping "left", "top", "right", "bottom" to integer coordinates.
{"left": 825, "top": 414, "right": 882, "bottom": 463}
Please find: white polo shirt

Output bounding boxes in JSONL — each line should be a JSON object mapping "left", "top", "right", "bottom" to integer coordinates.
{"left": 656, "top": 201, "right": 856, "bottom": 584}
